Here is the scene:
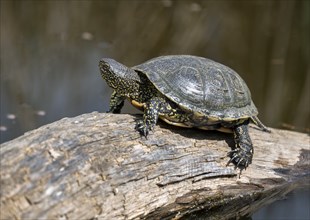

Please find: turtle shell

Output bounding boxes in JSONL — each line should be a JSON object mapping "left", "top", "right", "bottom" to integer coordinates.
{"left": 133, "top": 55, "right": 258, "bottom": 121}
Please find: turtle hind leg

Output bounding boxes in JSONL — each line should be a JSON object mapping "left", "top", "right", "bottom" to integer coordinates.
{"left": 251, "top": 116, "right": 271, "bottom": 133}
{"left": 227, "top": 122, "right": 253, "bottom": 174}
{"left": 107, "top": 91, "right": 125, "bottom": 113}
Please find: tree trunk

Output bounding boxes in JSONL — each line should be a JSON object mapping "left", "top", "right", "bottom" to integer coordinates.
{"left": 1, "top": 112, "right": 309, "bottom": 219}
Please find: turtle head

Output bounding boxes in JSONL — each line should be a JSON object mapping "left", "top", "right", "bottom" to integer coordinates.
{"left": 99, "top": 58, "right": 141, "bottom": 95}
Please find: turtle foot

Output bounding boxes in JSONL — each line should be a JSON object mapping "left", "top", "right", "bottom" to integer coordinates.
{"left": 227, "top": 147, "right": 252, "bottom": 174}
{"left": 135, "top": 120, "right": 151, "bottom": 138}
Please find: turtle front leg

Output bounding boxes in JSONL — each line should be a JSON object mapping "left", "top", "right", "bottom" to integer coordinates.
{"left": 135, "top": 97, "right": 166, "bottom": 137}
{"left": 227, "top": 122, "right": 253, "bottom": 174}
{"left": 107, "top": 91, "right": 125, "bottom": 113}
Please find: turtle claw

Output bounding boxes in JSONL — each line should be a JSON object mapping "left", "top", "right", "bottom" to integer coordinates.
{"left": 135, "top": 120, "right": 150, "bottom": 138}
{"left": 227, "top": 148, "right": 251, "bottom": 176}
{"left": 226, "top": 151, "right": 238, "bottom": 167}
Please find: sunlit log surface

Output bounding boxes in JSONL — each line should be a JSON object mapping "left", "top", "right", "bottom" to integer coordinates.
{"left": 1, "top": 112, "right": 309, "bottom": 219}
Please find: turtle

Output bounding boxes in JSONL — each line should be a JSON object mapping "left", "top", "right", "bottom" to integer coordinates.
{"left": 99, "top": 55, "right": 270, "bottom": 172}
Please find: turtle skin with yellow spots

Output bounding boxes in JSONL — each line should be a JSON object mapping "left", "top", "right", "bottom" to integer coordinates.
{"left": 99, "top": 55, "right": 270, "bottom": 173}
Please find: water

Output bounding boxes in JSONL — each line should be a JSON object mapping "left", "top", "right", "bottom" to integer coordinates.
{"left": 1, "top": 1, "right": 309, "bottom": 219}
{"left": 253, "top": 187, "right": 310, "bottom": 220}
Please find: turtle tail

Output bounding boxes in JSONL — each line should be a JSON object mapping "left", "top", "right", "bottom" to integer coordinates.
{"left": 251, "top": 116, "right": 271, "bottom": 133}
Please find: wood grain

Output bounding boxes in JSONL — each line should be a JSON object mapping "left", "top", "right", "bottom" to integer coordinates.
{"left": 1, "top": 112, "right": 309, "bottom": 219}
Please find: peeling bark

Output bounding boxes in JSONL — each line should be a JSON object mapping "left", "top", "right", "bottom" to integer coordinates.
{"left": 0, "top": 112, "right": 309, "bottom": 219}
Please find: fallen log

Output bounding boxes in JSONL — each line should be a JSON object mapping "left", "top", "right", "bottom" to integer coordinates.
{"left": 0, "top": 112, "right": 309, "bottom": 219}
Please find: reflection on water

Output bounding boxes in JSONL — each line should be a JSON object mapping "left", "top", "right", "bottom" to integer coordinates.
{"left": 1, "top": 0, "right": 309, "bottom": 219}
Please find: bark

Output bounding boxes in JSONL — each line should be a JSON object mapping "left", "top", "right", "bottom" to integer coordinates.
{"left": 0, "top": 112, "right": 309, "bottom": 220}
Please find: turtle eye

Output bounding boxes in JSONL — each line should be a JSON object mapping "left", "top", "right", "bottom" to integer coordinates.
{"left": 99, "top": 61, "right": 111, "bottom": 72}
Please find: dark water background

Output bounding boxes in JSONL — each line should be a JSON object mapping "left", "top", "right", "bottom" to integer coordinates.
{"left": 1, "top": 0, "right": 309, "bottom": 219}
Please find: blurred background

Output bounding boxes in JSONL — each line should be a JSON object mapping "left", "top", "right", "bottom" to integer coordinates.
{"left": 1, "top": 0, "right": 309, "bottom": 219}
